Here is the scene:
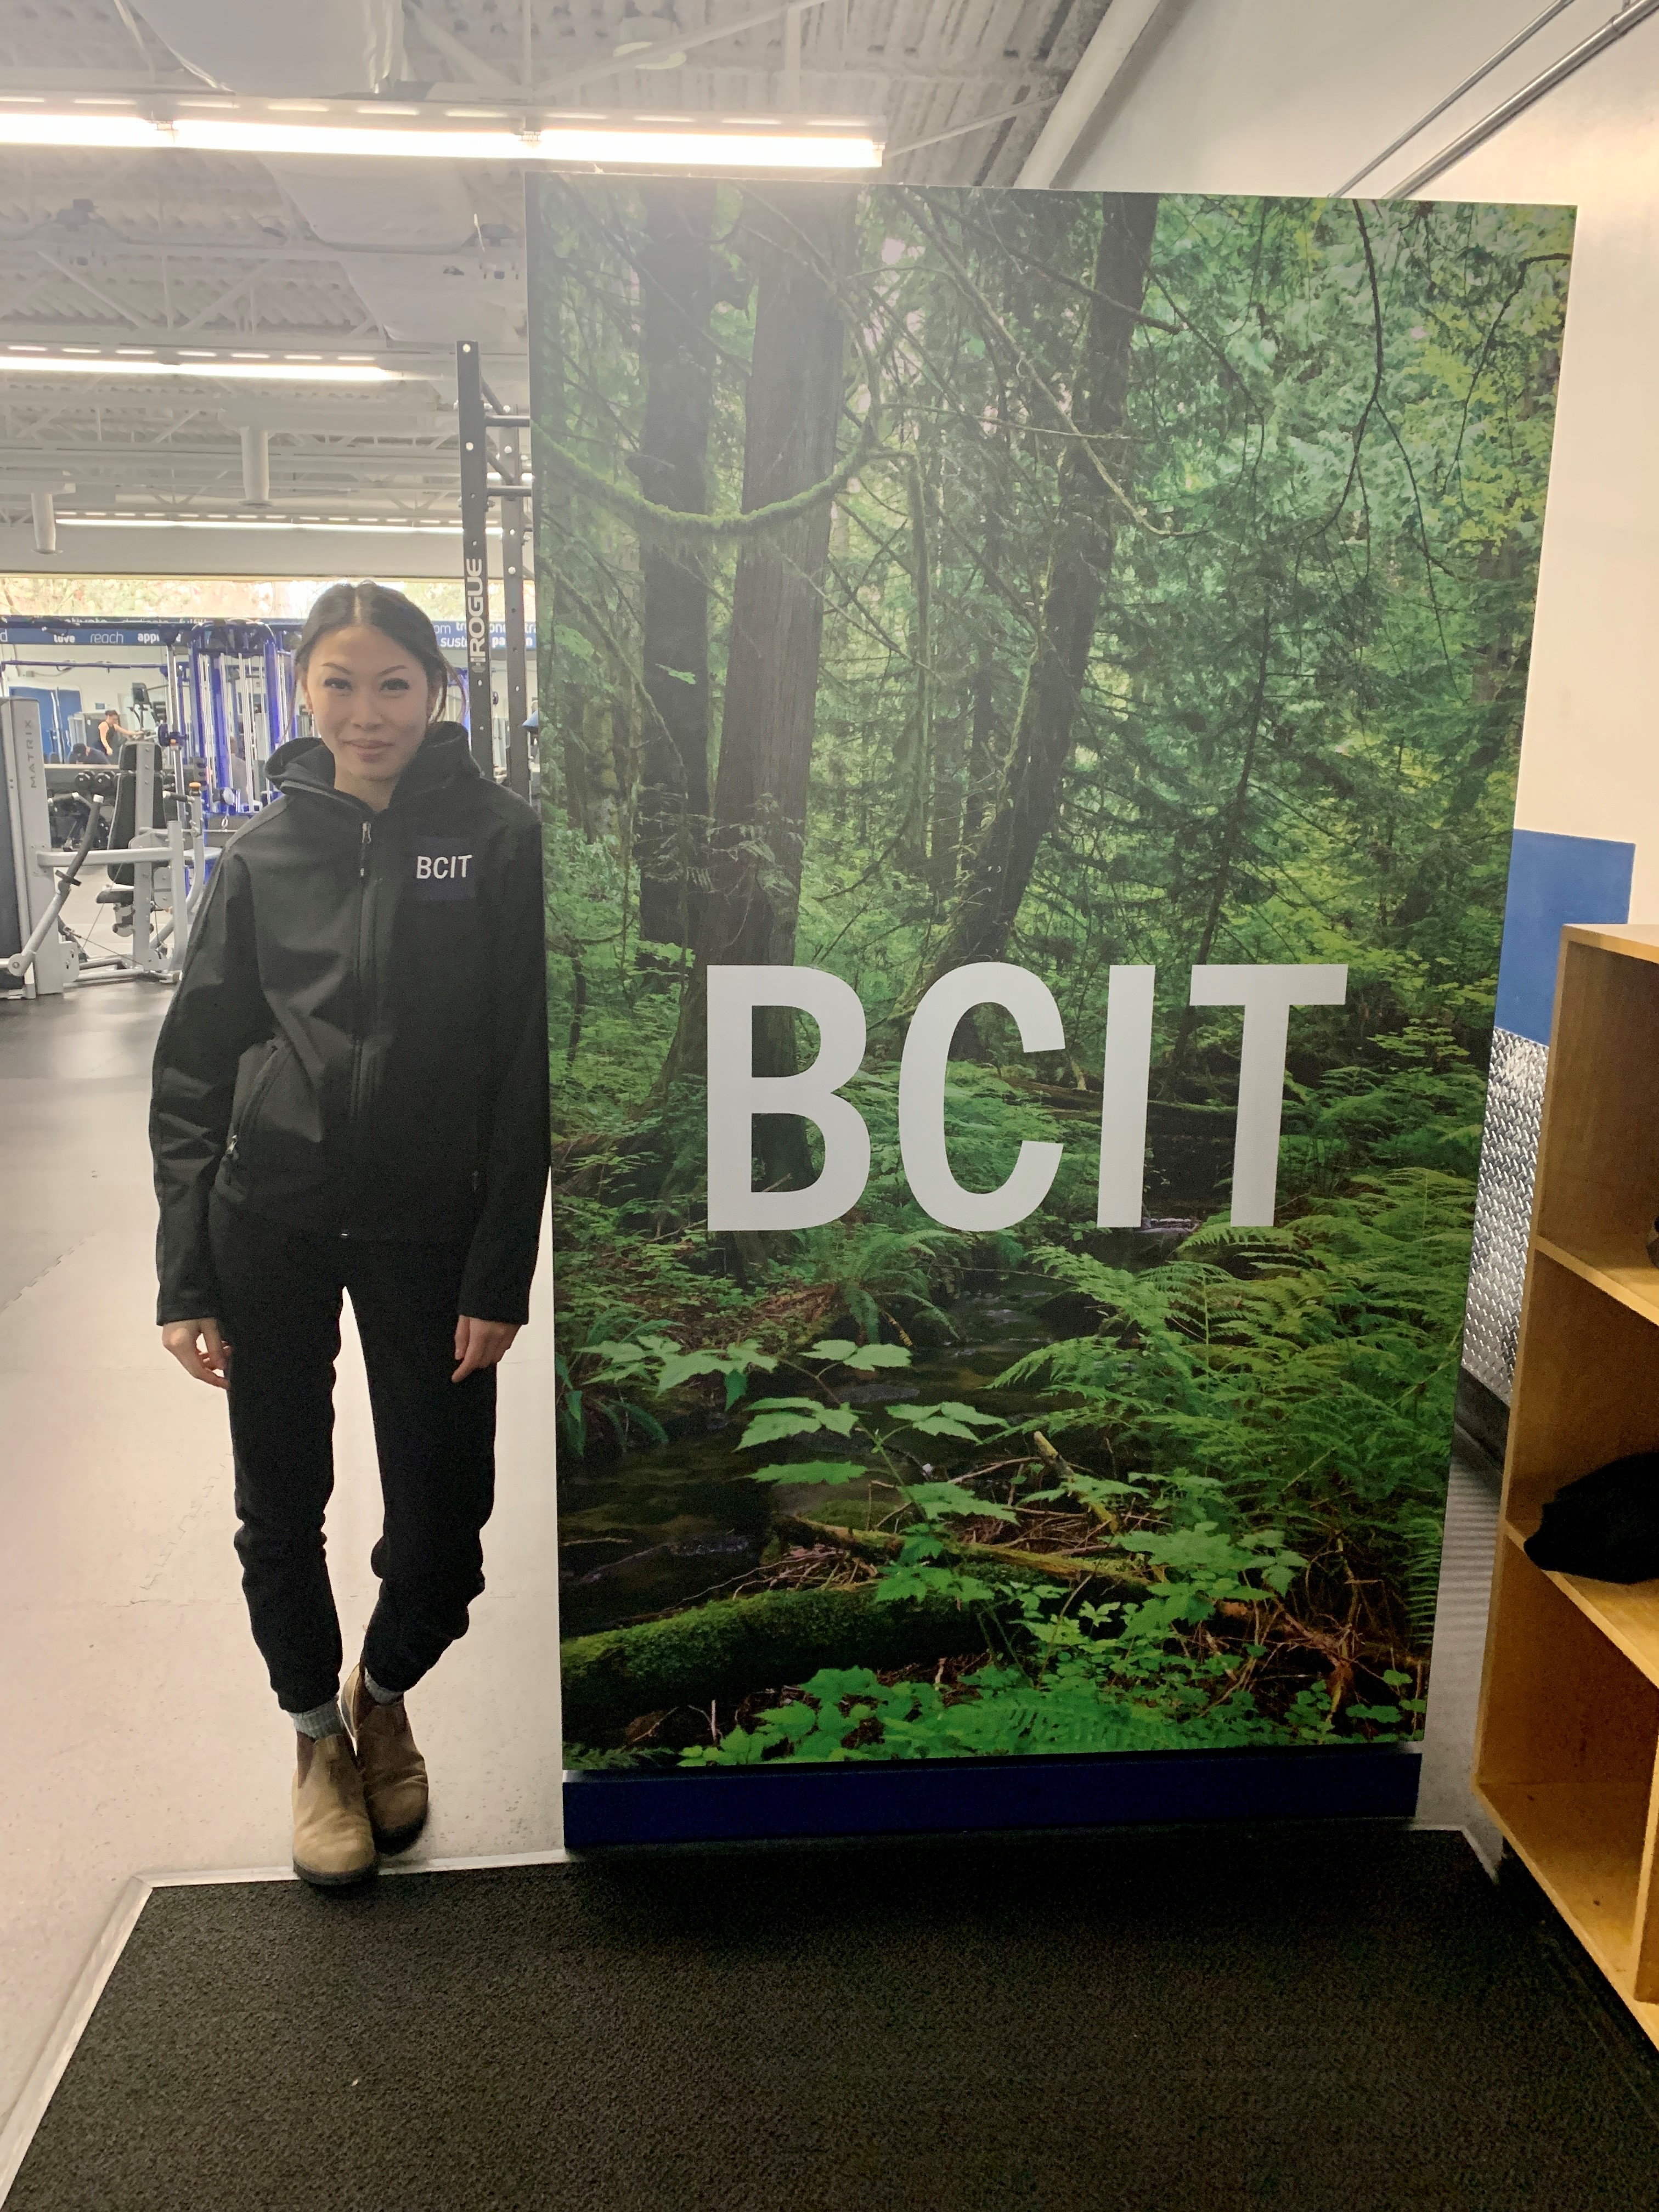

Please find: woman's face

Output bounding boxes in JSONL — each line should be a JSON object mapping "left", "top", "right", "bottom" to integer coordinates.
{"left": 299, "top": 624, "right": 444, "bottom": 808}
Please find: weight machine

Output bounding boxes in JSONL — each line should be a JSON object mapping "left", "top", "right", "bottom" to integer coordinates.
{"left": 1, "top": 697, "right": 208, "bottom": 996}
{"left": 171, "top": 622, "right": 294, "bottom": 816}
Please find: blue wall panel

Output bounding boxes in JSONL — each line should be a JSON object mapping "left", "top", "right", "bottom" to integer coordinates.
{"left": 1494, "top": 828, "right": 1635, "bottom": 1046}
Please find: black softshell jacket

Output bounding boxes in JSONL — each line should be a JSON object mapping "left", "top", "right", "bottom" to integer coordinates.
{"left": 150, "top": 722, "right": 549, "bottom": 1325}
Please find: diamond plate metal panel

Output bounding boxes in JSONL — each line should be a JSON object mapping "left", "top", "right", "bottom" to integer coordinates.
{"left": 1464, "top": 1026, "right": 1548, "bottom": 1403}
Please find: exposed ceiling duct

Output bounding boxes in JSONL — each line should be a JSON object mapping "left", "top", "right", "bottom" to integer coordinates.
{"left": 130, "top": 0, "right": 522, "bottom": 356}
{"left": 127, "top": 0, "right": 405, "bottom": 96}
{"left": 1017, "top": 0, "right": 1171, "bottom": 189}
{"left": 254, "top": 161, "right": 525, "bottom": 356}
{"left": 239, "top": 426, "right": 271, "bottom": 506}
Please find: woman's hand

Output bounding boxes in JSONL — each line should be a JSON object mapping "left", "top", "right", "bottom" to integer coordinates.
{"left": 453, "top": 1314, "right": 521, "bottom": 1383}
{"left": 162, "top": 1318, "right": 229, "bottom": 1389}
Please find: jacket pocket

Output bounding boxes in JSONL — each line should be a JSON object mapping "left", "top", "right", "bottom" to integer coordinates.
{"left": 224, "top": 1038, "right": 285, "bottom": 1167}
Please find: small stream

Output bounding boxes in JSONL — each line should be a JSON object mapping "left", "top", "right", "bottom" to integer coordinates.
{"left": 556, "top": 1234, "right": 1183, "bottom": 1640}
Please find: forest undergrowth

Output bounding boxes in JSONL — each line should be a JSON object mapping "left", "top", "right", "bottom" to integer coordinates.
{"left": 557, "top": 1022, "right": 1474, "bottom": 1765}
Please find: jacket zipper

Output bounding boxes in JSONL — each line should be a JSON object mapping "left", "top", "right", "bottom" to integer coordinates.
{"left": 346, "top": 818, "right": 374, "bottom": 1224}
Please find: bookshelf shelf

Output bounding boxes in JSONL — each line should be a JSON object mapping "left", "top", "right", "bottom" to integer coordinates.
{"left": 1500, "top": 1521, "right": 1659, "bottom": 1693}
{"left": 1482, "top": 1775, "right": 1647, "bottom": 1959}
{"left": 1475, "top": 925, "right": 1659, "bottom": 2043}
{"left": 1531, "top": 1233, "right": 1659, "bottom": 1331}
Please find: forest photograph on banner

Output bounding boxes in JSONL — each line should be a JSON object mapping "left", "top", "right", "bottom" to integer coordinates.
{"left": 528, "top": 181, "right": 1573, "bottom": 1776}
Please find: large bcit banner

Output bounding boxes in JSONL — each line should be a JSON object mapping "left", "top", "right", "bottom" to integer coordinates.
{"left": 528, "top": 180, "right": 1573, "bottom": 1831}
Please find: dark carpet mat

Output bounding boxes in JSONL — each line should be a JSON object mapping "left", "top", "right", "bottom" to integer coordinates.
{"left": 12, "top": 1826, "right": 1659, "bottom": 2211}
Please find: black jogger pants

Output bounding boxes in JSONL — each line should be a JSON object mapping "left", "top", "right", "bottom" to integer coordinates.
{"left": 209, "top": 1194, "right": 498, "bottom": 1714}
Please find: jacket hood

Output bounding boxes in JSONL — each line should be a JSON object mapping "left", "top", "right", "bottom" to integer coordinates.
{"left": 266, "top": 719, "right": 481, "bottom": 805}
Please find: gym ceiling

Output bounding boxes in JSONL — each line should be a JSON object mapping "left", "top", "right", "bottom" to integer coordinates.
{"left": 0, "top": 0, "right": 1108, "bottom": 573}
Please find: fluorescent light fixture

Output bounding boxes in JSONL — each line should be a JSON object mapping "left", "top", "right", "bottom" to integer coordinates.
{"left": 56, "top": 516, "right": 488, "bottom": 534}
{"left": 0, "top": 106, "right": 881, "bottom": 170}
{"left": 0, "top": 353, "right": 404, "bottom": 382}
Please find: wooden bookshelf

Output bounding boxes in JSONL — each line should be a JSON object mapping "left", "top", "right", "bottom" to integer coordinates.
{"left": 1475, "top": 924, "right": 1659, "bottom": 2041}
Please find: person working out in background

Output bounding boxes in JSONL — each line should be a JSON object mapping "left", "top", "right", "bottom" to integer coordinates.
{"left": 149, "top": 579, "right": 549, "bottom": 1889}
{"left": 91, "top": 704, "right": 134, "bottom": 761}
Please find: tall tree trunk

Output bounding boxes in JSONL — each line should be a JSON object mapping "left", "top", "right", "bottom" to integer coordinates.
{"left": 929, "top": 699, "right": 967, "bottom": 896}
{"left": 631, "top": 183, "right": 716, "bottom": 946}
{"left": 1162, "top": 601, "right": 1272, "bottom": 1088}
{"left": 1385, "top": 531, "right": 1527, "bottom": 937}
{"left": 915, "top": 193, "right": 1157, "bottom": 1007}
{"left": 894, "top": 447, "right": 934, "bottom": 875}
{"left": 960, "top": 488, "right": 1003, "bottom": 856}
{"left": 525, "top": 181, "right": 585, "bottom": 832}
{"left": 663, "top": 184, "right": 857, "bottom": 1194}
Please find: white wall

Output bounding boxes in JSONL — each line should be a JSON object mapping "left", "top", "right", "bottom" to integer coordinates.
{"left": 1064, "top": 0, "right": 1659, "bottom": 914}
{"left": 1436, "top": 24, "right": 1659, "bottom": 916}
{"left": 1056, "top": 0, "right": 1614, "bottom": 195}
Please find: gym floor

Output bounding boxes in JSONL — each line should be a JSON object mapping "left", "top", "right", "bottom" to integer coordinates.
{"left": 0, "top": 940, "right": 1496, "bottom": 2139}
{"left": 0, "top": 938, "right": 562, "bottom": 2125}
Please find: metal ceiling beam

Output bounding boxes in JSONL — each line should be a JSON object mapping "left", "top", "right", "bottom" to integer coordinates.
{"left": 0, "top": 227, "right": 507, "bottom": 264}
{"left": 210, "top": 402, "right": 455, "bottom": 431}
{"left": 0, "top": 58, "right": 1057, "bottom": 108}
{"left": 889, "top": 92, "right": 1058, "bottom": 156}
{"left": 404, "top": 0, "right": 517, "bottom": 88}
{"left": 0, "top": 66, "right": 535, "bottom": 96}
{"left": 1379, "top": 0, "right": 1659, "bottom": 198}
{"left": 170, "top": 268, "right": 260, "bottom": 338}
{"left": 31, "top": 251, "right": 151, "bottom": 329}
{"left": 0, "top": 517, "right": 481, "bottom": 575}
{"left": 0, "top": 450, "right": 461, "bottom": 478}
{"left": 533, "top": 0, "right": 821, "bottom": 95}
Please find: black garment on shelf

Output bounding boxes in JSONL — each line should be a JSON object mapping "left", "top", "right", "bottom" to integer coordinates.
{"left": 1523, "top": 1451, "right": 1659, "bottom": 1582}
{"left": 149, "top": 721, "right": 549, "bottom": 1327}
{"left": 210, "top": 1195, "right": 496, "bottom": 1714}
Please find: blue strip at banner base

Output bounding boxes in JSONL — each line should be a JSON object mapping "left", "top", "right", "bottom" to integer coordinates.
{"left": 562, "top": 1746, "right": 1422, "bottom": 1849}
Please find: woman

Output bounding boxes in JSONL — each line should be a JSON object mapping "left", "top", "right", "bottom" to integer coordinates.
{"left": 150, "top": 581, "right": 549, "bottom": 1888}
{"left": 93, "top": 704, "right": 133, "bottom": 760}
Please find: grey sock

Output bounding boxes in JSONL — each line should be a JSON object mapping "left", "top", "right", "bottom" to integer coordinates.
{"left": 363, "top": 1669, "right": 402, "bottom": 1707}
{"left": 291, "top": 1696, "right": 345, "bottom": 1739}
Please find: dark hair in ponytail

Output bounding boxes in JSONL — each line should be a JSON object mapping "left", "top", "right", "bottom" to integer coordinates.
{"left": 293, "top": 580, "right": 451, "bottom": 720}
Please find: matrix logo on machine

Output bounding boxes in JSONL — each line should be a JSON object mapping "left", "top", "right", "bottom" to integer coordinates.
{"left": 707, "top": 960, "right": 1347, "bottom": 1234}
{"left": 410, "top": 842, "right": 477, "bottom": 901}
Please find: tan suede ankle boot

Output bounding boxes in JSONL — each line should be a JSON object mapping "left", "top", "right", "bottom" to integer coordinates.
{"left": 343, "top": 1664, "right": 429, "bottom": 1853}
{"left": 291, "top": 1729, "right": 376, "bottom": 1888}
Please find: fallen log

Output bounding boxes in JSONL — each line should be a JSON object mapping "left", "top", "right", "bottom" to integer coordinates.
{"left": 561, "top": 1581, "right": 995, "bottom": 1740}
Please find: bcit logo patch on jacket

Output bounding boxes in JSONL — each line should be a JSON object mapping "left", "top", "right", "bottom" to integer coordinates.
{"left": 411, "top": 840, "right": 478, "bottom": 901}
